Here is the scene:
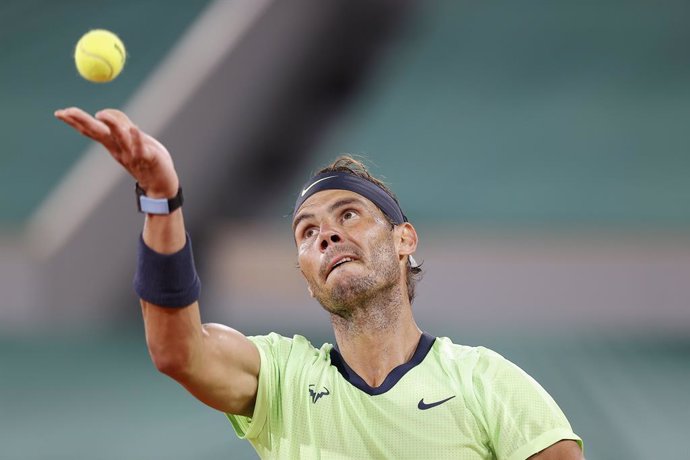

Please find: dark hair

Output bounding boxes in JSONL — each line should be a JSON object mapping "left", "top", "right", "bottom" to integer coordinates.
{"left": 315, "top": 155, "right": 423, "bottom": 304}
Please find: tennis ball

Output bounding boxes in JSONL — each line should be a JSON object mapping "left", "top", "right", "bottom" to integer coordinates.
{"left": 74, "top": 29, "right": 126, "bottom": 83}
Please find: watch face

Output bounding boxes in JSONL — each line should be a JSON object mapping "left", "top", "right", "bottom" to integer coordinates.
{"left": 139, "top": 196, "right": 171, "bottom": 215}
{"left": 135, "top": 184, "right": 183, "bottom": 214}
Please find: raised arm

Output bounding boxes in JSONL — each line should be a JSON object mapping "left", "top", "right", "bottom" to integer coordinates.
{"left": 54, "top": 108, "right": 260, "bottom": 416}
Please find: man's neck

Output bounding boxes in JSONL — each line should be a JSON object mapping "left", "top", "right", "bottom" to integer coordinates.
{"left": 331, "top": 299, "right": 421, "bottom": 388}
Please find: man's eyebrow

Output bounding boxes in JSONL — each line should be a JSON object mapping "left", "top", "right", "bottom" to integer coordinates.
{"left": 292, "top": 197, "right": 367, "bottom": 232}
{"left": 328, "top": 197, "right": 365, "bottom": 214}
{"left": 292, "top": 212, "right": 314, "bottom": 232}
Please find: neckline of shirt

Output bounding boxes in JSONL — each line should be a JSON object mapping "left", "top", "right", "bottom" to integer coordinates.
{"left": 329, "top": 332, "right": 436, "bottom": 396}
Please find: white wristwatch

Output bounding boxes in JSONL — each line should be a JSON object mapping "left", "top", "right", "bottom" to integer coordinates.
{"left": 135, "top": 183, "right": 184, "bottom": 214}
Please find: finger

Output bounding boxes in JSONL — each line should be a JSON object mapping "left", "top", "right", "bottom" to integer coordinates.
{"left": 95, "top": 110, "right": 129, "bottom": 152}
{"left": 96, "top": 110, "right": 134, "bottom": 155}
{"left": 56, "top": 107, "right": 105, "bottom": 129}
{"left": 55, "top": 108, "right": 122, "bottom": 154}
{"left": 96, "top": 108, "right": 133, "bottom": 123}
{"left": 60, "top": 114, "right": 109, "bottom": 139}
{"left": 69, "top": 122, "right": 121, "bottom": 158}
{"left": 55, "top": 107, "right": 111, "bottom": 139}
{"left": 55, "top": 106, "right": 93, "bottom": 121}
{"left": 95, "top": 108, "right": 137, "bottom": 131}
{"left": 130, "top": 125, "right": 153, "bottom": 162}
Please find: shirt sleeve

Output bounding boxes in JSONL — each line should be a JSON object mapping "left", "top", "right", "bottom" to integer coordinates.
{"left": 471, "top": 347, "right": 583, "bottom": 460}
{"left": 225, "top": 333, "right": 290, "bottom": 441}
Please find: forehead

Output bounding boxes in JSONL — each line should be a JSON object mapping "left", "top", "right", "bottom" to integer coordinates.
{"left": 293, "top": 189, "right": 379, "bottom": 222}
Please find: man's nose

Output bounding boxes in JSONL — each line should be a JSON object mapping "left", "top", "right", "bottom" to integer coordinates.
{"left": 319, "top": 226, "right": 342, "bottom": 252}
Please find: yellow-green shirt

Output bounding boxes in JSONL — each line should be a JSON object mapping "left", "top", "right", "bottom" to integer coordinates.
{"left": 227, "top": 333, "right": 582, "bottom": 459}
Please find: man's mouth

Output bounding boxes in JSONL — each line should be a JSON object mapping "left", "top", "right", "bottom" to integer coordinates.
{"left": 332, "top": 257, "right": 353, "bottom": 269}
{"left": 326, "top": 256, "right": 357, "bottom": 277}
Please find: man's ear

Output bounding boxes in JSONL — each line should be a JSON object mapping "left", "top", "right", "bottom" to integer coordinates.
{"left": 396, "top": 222, "right": 418, "bottom": 259}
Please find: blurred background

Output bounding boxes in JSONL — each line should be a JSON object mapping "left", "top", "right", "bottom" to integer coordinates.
{"left": 1, "top": 0, "right": 689, "bottom": 458}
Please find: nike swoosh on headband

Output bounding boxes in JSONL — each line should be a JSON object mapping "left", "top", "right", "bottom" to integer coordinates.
{"left": 301, "top": 175, "right": 337, "bottom": 197}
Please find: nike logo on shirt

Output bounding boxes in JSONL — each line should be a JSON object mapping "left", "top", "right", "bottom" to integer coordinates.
{"left": 417, "top": 395, "right": 456, "bottom": 410}
{"left": 301, "top": 176, "right": 337, "bottom": 197}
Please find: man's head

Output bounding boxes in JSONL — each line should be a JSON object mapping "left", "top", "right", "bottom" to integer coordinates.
{"left": 292, "top": 156, "right": 422, "bottom": 317}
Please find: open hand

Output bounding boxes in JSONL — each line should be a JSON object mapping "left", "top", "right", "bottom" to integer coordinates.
{"left": 54, "top": 107, "right": 179, "bottom": 198}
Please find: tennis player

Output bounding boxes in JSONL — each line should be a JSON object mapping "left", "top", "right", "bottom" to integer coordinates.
{"left": 55, "top": 107, "right": 584, "bottom": 459}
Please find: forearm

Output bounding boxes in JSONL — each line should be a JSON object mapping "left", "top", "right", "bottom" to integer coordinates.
{"left": 142, "top": 199, "right": 186, "bottom": 254}
{"left": 139, "top": 207, "right": 203, "bottom": 373}
{"left": 142, "top": 298, "right": 203, "bottom": 376}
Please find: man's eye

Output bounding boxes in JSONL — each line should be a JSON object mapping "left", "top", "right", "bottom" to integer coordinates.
{"left": 343, "top": 210, "right": 357, "bottom": 220}
{"left": 304, "top": 228, "right": 317, "bottom": 239}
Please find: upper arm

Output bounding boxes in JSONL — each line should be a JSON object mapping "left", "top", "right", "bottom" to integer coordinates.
{"left": 179, "top": 322, "right": 261, "bottom": 417}
{"left": 528, "top": 440, "right": 584, "bottom": 460}
{"left": 142, "top": 300, "right": 261, "bottom": 417}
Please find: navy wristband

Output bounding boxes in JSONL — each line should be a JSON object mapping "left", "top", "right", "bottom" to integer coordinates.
{"left": 133, "top": 233, "right": 201, "bottom": 308}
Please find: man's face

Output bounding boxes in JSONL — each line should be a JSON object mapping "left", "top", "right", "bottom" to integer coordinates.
{"left": 292, "top": 189, "right": 402, "bottom": 316}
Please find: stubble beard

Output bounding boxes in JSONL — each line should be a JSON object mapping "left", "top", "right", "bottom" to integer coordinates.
{"left": 311, "top": 235, "right": 404, "bottom": 333}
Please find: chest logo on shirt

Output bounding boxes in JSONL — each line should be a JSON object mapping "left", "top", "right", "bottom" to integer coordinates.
{"left": 417, "top": 395, "right": 456, "bottom": 410}
{"left": 308, "top": 384, "right": 330, "bottom": 404}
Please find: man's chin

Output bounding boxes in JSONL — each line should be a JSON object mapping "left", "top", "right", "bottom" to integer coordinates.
{"left": 325, "top": 269, "right": 366, "bottom": 293}
{"left": 319, "top": 279, "right": 374, "bottom": 311}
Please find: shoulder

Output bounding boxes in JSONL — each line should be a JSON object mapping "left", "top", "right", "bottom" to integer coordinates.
{"left": 247, "top": 332, "right": 333, "bottom": 365}
{"left": 431, "top": 336, "right": 506, "bottom": 373}
{"left": 437, "top": 339, "right": 565, "bottom": 424}
{"left": 431, "top": 338, "right": 536, "bottom": 399}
